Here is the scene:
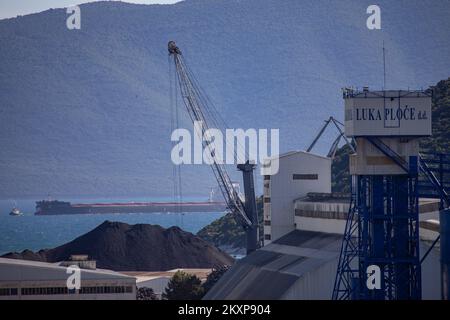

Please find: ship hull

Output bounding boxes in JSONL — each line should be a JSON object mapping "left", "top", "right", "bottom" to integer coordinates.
{"left": 35, "top": 201, "right": 227, "bottom": 215}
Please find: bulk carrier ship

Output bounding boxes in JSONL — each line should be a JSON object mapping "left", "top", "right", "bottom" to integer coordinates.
{"left": 34, "top": 200, "right": 227, "bottom": 215}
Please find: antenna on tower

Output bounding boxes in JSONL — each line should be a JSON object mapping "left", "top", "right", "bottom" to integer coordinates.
{"left": 382, "top": 40, "right": 386, "bottom": 90}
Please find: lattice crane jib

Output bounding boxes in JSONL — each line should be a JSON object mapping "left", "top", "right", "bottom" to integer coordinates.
{"left": 168, "top": 41, "right": 259, "bottom": 252}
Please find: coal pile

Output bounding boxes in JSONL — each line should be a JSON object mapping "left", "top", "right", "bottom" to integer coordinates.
{"left": 2, "top": 221, "right": 234, "bottom": 271}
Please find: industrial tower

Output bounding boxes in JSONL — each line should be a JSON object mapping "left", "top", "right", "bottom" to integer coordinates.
{"left": 333, "top": 88, "right": 433, "bottom": 300}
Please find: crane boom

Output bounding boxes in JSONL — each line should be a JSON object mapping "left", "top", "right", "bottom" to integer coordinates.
{"left": 168, "top": 41, "right": 253, "bottom": 228}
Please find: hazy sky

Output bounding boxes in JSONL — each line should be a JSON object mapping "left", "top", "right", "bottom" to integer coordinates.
{"left": 0, "top": 0, "right": 181, "bottom": 19}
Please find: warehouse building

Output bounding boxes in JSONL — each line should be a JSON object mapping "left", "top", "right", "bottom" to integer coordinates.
{"left": 205, "top": 191, "right": 441, "bottom": 299}
{"left": 0, "top": 257, "right": 136, "bottom": 300}
{"left": 205, "top": 150, "right": 442, "bottom": 300}
{"left": 263, "top": 151, "right": 331, "bottom": 245}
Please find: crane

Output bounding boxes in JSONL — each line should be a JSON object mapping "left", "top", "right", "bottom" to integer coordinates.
{"left": 306, "top": 116, "right": 355, "bottom": 157}
{"left": 168, "top": 41, "right": 260, "bottom": 254}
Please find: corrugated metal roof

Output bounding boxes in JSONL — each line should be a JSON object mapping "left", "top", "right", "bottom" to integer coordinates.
{"left": 204, "top": 230, "right": 441, "bottom": 300}
{"left": 0, "top": 258, "right": 134, "bottom": 281}
{"left": 204, "top": 262, "right": 256, "bottom": 299}
{"left": 240, "top": 250, "right": 283, "bottom": 267}
{"left": 203, "top": 230, "right": 342, "bottom": 300}
{"left": 264, "top": 254, "right": 305, "bottom": 272}
{"left": 233, "top": 270, "right": 298, "bottom": 300}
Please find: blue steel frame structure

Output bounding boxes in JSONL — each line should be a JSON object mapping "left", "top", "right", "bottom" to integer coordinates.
{"left": 334, "top": 149, "right": 450, "bottom": 300}
{"left": 333, "top": 156, "right": 421, "bottom": 300}
{"left": 332, "top": 88, "right": 439, "bottom": 300}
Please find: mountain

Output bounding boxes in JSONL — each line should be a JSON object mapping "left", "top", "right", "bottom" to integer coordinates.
{"left": 1, "top": 0, "right": 449, "bottom": 198}
{"left": 420, "top": 78, "right": 450, "bottom": 154}
{"left": 2, "top": 221, "right": 234, "bottom": 271}
{"left": 331, "top": 144, "right": 353, "bottom": 194}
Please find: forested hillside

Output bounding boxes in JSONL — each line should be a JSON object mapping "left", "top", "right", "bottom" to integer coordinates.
{"left": 1, "top": 0, "right": 450, "bottom": 198}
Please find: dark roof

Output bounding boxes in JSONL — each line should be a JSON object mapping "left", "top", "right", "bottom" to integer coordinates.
{"left": 203, "top": 230, "right": 342, "bottom": 300}
{"left": 274, "top": 230, "right": 342, "bottom": 250}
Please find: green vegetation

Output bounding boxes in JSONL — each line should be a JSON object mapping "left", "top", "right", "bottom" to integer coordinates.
{"left": 162, "top": 271, "right": 204, "bottom": 300}
{"left": 197, "top": 197, "right": 263, "bottom": 250}
{"left": 202, "top": 265, "right": 230, "bottom": 293}
{"left": 197, "top": 212, "right": 246, "bottom": 249}
{"left": 420, "top": 78, "right": 450, "bottom": 154}
{"left": 162, "top": 266, "right": 231, "bottom": 300}
{"left": 331, "top": 144, "right": 353, "bottom": 193}
{"left": 137, "top": 287, "right": 158, "bottom": 300}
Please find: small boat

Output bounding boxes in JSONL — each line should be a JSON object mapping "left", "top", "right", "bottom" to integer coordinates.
{"left": 9, "top": 207, "right": 23, "bottom": 216}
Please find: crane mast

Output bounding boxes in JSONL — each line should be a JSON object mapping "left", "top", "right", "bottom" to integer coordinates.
{"left": 168, "top": 41, "right": 259, "bottom": 253}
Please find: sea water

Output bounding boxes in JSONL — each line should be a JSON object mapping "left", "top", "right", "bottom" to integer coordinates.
{"left": 0, "top": 197, "right": 224, "bottom": 255}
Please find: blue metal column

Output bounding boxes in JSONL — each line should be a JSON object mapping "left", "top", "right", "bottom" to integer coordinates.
{"left": 371, "top": 176, "right": 385, "bottom": 299}
{"left": 393, "top": 176, "right": 410, "bottom": 299}
{"left": 355, "top": 173, "right": 421, "bottom": 300}
{"left": 357, "top": 176, "right": 368, "bottom": 299}
{"left": 440, "top": 208, "right": 450, "bottom": 300}
{"left": 334, "top": 146, "right": 425, "bottom": 300}
{"left": 409, "top": 156, "right": 422, "bottom": 300}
